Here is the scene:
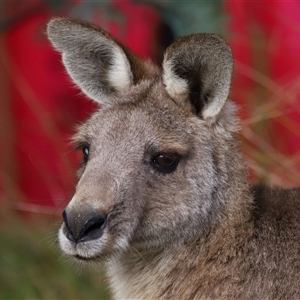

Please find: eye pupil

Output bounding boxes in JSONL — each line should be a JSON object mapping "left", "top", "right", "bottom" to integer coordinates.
{"left": 155, "top": 154, "right": 176, "bottom": 168}
{"left": 82, "top": 146, "right": 89, "bottom": 162}
{"left": 84, "top": 147, "right": 89, "bottom": 156}
{"left": 152, "top": 153, "right": 180, "bottom": 173}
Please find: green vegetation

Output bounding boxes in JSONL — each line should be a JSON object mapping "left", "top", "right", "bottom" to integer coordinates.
{"left": 0, "top": 211, "right": 110, "bottom": 300}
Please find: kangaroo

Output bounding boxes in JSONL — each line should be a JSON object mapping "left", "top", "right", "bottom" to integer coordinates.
{"left": 47, "top": 18, "right": 300, "bottom": 300}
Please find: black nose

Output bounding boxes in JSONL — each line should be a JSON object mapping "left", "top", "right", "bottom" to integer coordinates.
{"left": 62, "top": 210, "right": 107, "bottom": 243}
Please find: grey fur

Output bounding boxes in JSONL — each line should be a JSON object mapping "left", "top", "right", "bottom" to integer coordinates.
{"left": 47, "top": 18, "right": 300, "bottom": 300}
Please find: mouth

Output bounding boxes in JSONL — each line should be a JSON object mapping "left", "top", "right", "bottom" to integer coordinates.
{"left": 74, "top": 254, "right": 100, "bottom": 262}
{"left": 58, "top": 224, "right": 116, "bottom": 263}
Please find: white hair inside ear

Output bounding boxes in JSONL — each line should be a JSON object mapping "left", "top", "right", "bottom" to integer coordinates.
{"left": 163, "top": 59, "right": 189, "bottom": 103}
{"left": 107, "top": 47, "right": 133, "bottom": 92}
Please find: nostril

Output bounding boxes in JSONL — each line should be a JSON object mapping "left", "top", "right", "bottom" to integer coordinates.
{"left": 62, "top": 210, "right": 76, "bottom": 243}
{"left": 79, "top": 215, "right": 107, "bottom": 243}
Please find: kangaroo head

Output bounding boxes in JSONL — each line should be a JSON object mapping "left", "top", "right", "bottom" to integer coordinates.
{"left": 47, "top": 18, "right": 236, "bottom": 261}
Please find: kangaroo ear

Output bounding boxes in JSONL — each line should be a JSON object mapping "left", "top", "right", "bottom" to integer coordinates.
{"left": 47, "top": 18, "right": 148, "bottom": 104}
{"left": 163, "top": 34, "right": 233, "bottom": 122}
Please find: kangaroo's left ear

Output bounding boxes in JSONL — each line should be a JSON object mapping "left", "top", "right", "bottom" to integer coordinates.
{"left": 162, "top": 34, "right": 233, "bottom": 123}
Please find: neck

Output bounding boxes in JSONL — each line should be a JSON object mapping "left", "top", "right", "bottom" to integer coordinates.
{"left": 106, "top": 198, "right": 254, "bottom": 300}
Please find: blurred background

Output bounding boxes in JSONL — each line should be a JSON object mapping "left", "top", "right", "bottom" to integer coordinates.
{"left": 1, "top": 0, "right": 300, "bottom": 299}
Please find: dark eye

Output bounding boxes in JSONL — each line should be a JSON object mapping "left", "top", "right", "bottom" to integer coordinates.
{"left": 152, "top": 153, "right": 180, "bottom": 173}
{"left": 82, "top": 145, "right": 89, "bottom": 163}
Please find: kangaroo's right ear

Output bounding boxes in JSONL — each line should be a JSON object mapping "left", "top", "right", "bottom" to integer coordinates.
{"left": 47, "top": 18, "right": 149, "bottom": 104}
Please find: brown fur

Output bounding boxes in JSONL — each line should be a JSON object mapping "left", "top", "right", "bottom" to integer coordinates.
{"left": 47, "top": 18, "right": 300, "bottom": 299}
